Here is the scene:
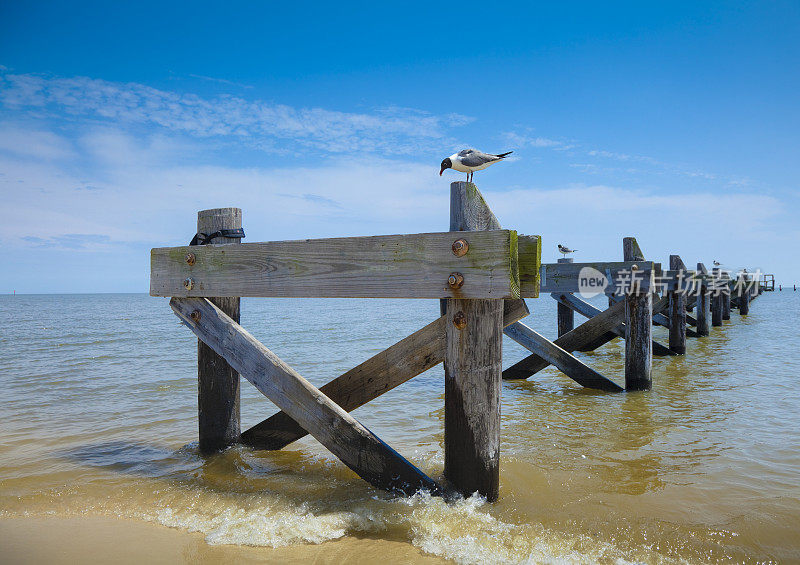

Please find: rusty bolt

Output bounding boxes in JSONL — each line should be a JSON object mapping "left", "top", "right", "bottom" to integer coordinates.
{"left": 452, "top": 238, "right": 469, "bottom": 257}
{"left": 183, "top": 277, "right": 194, "bottom": 290}
{"left": 190, "top": 310, "right": 201, "bottom": 323}
{"left": 448, "top": 272, "right": 464, "bottom": 289}
{"left": 453, "top": 311, "right": 467, "bottom": 330}
{"left": 185, "top": 252, "right": 196, "bottom": 266}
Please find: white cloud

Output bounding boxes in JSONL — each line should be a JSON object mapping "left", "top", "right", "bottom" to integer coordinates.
{"left": 0, "top": 71, "right": 470, "bottom": 155}
{"left": 0, "top": 124, "right": 76, "bottom": 160}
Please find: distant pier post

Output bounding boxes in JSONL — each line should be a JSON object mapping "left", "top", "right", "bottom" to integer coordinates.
{"left": 711, "top": 267, "right": 723, "bottom": 327}
{"left": 738, "top": 272, "right": 750, "bottom": 316}
{"left": 557, "top": 258, "right": 574, "bottom": 337}
{"left": 196, "top": 208, "right": 242, "bottom": 452}
{"left": 444, "top": 182, "right": 504, "bottom": 501}
{"left": 623, "top": 237, "right": 652, "bottom": 390}
{"left": 722, "top": 278, "right": 732, "bottom": 321}
{"left": 696, "top": 263, "right": 710, "bottom": 336}
{"left": 668, "top": 254, "right": 687, "bottom": 354}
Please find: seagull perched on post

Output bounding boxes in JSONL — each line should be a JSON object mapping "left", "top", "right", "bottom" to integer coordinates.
{"left": 440, "top": 149, "right": 513, "bottom": 182}
{"left": 713, "top": 260, "right": 721, "bottom": 266}
{"left": 558, "top": 244, "right": 576, "bottom": 258}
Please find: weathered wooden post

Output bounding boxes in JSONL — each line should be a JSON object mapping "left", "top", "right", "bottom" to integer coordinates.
{"left": 556, "top": 257, "right": 574, "bottom": 337}
{"left": 722, "top": 274, "right": 732, "bottom": 320}
{"left": 738, "top": 272, "right": 750, "bottom": 316}
{"left": 623, "top": 237, "right": 652, "bottom": 390}
{"left": 445, "top": 182, "right": 504, "bottom": 501}
{"left": 696, "top": 263, "right": 710, "bottom": 336}
{"left": 195, "top": 208, "right": 242, "bottom": 452}
{"left": 711, "top": 267, "right": 723, "bottom": 327}
{"left": 668, "top": 254, "right": 687, "bottom": 354}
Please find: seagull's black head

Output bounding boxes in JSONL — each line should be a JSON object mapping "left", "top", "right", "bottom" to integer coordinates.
{"left": 558, "top": 244, "right": 564, "bottom": 249}
{"left": 439, "top": 157, "right": 452, "bottom": 176}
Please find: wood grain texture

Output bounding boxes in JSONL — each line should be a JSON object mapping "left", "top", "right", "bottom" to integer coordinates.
{"left": 623, "top": 237, "right": 652, "bottom": 391}
{"left": 171, "top": 297, "right": 440, "bottom": 496}
{"left": 518, "top": 235, "right": 542, "bottom": 298}
{"left": 539, "top": 261, "right": 655, "bottom": 294}
{"left": 668, "top": 255, "right": 687, "bottom": 355}
{"left": 696, "top": 262, "right": 711, "bottom": 335}
{"left": 503, "top": 299, "right": 627, "bottom": 379}
{"left": 152, "top": 230, "right": 520, "bottom": 299}
{"left": 445, "top": 181, "right": 504, "bottom": 501}
{"left": 196, "top": 208, "right": 241, "bottom": 453}
{"left": 504, "top": 322, "right": 622, "bottom": 392}
{"left": 241, "top": 299, "right": 529, "bottom": 450}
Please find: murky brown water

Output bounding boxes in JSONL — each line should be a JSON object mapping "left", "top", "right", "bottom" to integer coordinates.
{"left": 1, "top": 292, "right": 798, "bottom": 563}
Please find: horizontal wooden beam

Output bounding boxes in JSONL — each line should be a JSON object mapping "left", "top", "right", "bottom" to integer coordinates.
{"left": 152, "top": 230, "right": 523, "bottom": 299}
{"left": 504, "top": 322, "right": 622, "bottom": 391}
{"left": 539, "top": 261, "right": 655, "bottom": 294}
{"left": 170, "top": 297, "right": 440, "bottom": 495}
{"left": 242, "top": 299, "right": 530, "bottom": 450}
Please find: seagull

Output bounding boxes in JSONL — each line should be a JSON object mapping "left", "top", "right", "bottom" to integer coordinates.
{"left": 440, "top": 149, "right": 513, "bottom": 182}
{"left": 558, "top": 244, "right": 577, "bottom": 258}
{"left": 713, "top": 260, "right": 721, "bottom": 266}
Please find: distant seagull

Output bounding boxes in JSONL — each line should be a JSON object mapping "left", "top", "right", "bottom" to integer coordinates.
{"left": 440, "top": 149, "right": 513, "bottom": 182}
{"left": 713, "top": 260, "right": 721, "bottom": 266}
{"left": 558, "top": 244, "right": 576, "bottom": 258}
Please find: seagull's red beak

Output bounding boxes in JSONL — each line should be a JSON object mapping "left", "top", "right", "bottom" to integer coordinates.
{"left": 439, "top": 166, "right": 445, "bottom": 176}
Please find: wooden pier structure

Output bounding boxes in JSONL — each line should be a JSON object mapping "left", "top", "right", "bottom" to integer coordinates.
{"left": 150, "top": 182, "right": 764, "bottom": 501}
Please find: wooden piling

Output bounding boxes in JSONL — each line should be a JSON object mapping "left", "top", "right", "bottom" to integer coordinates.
{"left": 556, "top": 258, "right": 574, "bottom": 337}
{"left": 444, "top": 182, "right": 504, "bottom": 501}
{"left": 738, "top": 272, "right": 750, "bottom": 315}
{"left": 711, "top": 267, "right": 724, "bottom": 327}
{"left": 196, "top": 208, "right": 241, "bottom": 452}
{"left": 668, "top": 255, "right": 687, "bottom": 354}
{"left": 722, "top": 281, "right": 732, "bottom": 320}
{"left": 696, "top": 263, "right": 710, "bottom": 335}
{"left": 623, "top": 237, "right": 652, "bottom": 390}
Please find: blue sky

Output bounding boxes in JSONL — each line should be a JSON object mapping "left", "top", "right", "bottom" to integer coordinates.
{"left": 1, "top": 1, "right": 798, "bottom": 293}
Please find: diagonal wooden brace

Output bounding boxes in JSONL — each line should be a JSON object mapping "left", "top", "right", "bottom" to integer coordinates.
{"left": 170, "top": 297, "right": 441, "bottom": 496}
{"left": 504, "top": 322, "right": 623, "bottom": 391}
{"left": 504, "top": 299, "right": 627, "bottom": 380}
{"left": 241, "top": 299, "right": 530, "bottom": 450}
{"left": 556, "top": 293, "right": 683, "bottom": 354}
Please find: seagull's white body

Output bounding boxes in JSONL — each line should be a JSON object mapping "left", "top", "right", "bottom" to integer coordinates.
{"left": 448, "top": 153, "right": 497, "bottom": 173}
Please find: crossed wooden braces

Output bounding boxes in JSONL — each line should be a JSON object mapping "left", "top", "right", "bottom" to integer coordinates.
{"left": 151, "top": 183, "right": 752, "bottom": 498}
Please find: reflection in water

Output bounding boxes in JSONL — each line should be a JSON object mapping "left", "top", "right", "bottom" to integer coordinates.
{"left": 1, "top": 293, "right": 799, "bottom": 563}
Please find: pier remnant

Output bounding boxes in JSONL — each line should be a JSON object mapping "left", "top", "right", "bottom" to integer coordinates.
{"left": 696, "top": 263, "right": 711, "bottom": 336}
{"left": 668, "top": 254, "right": 687, "bottom": 354}
{"left": 444, "top": 182, "right": 505, "bottom": 501}
{"left": 196, "top": 207, "right": 242, "bottom": 453}
{"left": 556, "top": 257, "right": 574, "bottom": 337}
{"left": 711, "top": 267, "right": 724, "bottom": 327}
{"left": 623, "top": 237, "right": 652, "bottom": 391}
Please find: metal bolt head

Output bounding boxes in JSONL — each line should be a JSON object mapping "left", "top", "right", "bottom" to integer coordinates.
{"left": 183, "top": 277, "right": 194, "bottom": 290}
{"left": 448, "top": 272, "right": 464, "bottom": 289}
{"left": 185, "top": 252, "right": 196, "bottom": 266}
{"left": 190, "top": 310, "right": 201, "bottom": 323}
{"left": 631, "top": 264, "right": 639, "bottom": 271}
{"left": 453, "top": 311, "right": 467, "bottom": 330}
{"left": 452, "top": 238, "right": 469, "bottom": 257}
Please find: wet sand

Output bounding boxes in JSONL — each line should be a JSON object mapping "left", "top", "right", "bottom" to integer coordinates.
{"left": 0, "top": 516, "right": 447, "bottom": 564}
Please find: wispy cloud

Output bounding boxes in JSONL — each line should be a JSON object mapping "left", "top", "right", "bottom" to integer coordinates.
{"left": 502, "top": 131, "right": 574, "bottom": 150}
{"left": 0, "top": 71, "right": 470, "bottom": 155}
